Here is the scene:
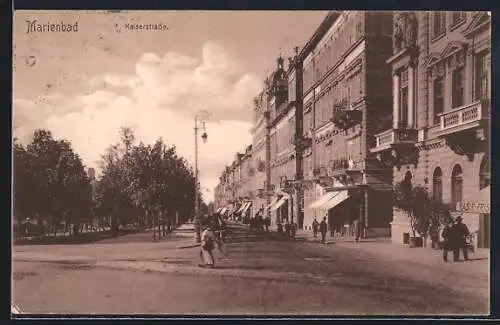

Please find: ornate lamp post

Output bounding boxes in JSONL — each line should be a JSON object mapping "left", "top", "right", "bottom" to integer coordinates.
{"left": 194, "top": 110, "right": 210, "bottom": 243}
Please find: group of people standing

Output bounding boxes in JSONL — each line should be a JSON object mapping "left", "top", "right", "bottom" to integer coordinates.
{"left": 250, "top": 209, "right": 270, "bottom": 232}
{"left": 441, "top": 215, "right": 471, "bottom": 262}
{"left": 312, "top": 217, "right": 364, "bottom": 244}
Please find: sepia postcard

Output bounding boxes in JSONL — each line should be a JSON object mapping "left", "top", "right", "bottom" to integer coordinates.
{"left": 12, "top": 10, "right": 491, "bottom": 317}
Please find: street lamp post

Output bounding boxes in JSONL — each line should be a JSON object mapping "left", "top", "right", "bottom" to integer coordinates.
{"left": 194, "top": 110, "right": 210, "bottom": 243}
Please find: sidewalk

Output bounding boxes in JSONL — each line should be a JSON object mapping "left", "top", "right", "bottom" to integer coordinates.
{"left": 13, "top": 223, "right": 201, "bottom": 263}
{"left": 295, "top": 229, "right": 489, "bottom": 279}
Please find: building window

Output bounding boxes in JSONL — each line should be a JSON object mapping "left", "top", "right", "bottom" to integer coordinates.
{"left": 451, "top": 164, "right": 463, "bottom": 211}
{"left": 432, "top": 168, "right": 443, "bottom": 202}
{"left": 451, "top": 12, "right": 466, "bottom": 26}
{"left": 433, "top": 76, "right": 444, "bottom": 124}
{"left": 475, "top": 52, "right": 490, "bottom": 101}
{"left": 433, "top": 12, "right": 446, "bottom": 38}
{"left": 452, "top": 67, "right": 465, "bottom": 108}
{"left": 479, "top": 155, "right": 490, "bottom": 190}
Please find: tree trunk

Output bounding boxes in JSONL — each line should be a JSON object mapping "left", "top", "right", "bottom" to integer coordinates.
{"left": 157, "top": 212, "right": 161, "bottom": 239}
{"left": 162, "top": 210, "right": 166, "bottom": 237}
{"left": 111, "top": 204, "right": 119, "bottom": 236}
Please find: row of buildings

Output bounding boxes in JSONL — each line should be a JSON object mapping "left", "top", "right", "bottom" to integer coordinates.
{"left": 213, "top": 11, "right": 490, "bottom": 248}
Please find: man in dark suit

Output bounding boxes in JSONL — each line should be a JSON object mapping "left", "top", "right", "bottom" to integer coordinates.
{"left": 319, "top": 217, "right": 328, "bottom": 244}
{"left": 441, "top": 219, "right": 454, "bottom": 262}
{"left": 452, "top": 215, "right": 470, "bottom": 261}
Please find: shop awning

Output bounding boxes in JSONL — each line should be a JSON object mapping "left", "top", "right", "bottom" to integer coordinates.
{"left": 267, "top": 197, "right": 280, "bottom": 209}
{"left": 242, "top": 202, "right": 252, "bottom": 215}
{"left": 270, "top": 196, "right": 288, "bottom": 212}
{"left": 219, "top": 207, "right": 227, "bottom": 215}
{"left": 236, "top": 203, "right": 247, "bottom": 213}
{"left": 457, "top": 186, "right": 490, "bottom": 213}
{"left": 216, "top": 207, "right": 222, "bottom": 213}
{"left": 322, "top": 190, "right": 350, "bottom": 210}
{"left": 309, "top": 191, "right": 338, "bottom": 209}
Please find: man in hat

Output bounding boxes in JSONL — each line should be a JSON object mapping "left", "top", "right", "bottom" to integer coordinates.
{"left": 319, "top": 217, "right": 328, "bottom": 244}
{"left": 451, "top": 215, "right": 470, "bottom": 261}
{"left": 440, "top": 218, "right": 454, "bottom": 262}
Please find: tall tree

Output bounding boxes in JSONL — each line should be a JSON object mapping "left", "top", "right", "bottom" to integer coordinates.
{"left": 14, "top": 130, "right": 91, "bottom": 236}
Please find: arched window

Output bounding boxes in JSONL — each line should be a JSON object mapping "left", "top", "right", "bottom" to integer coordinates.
{"left": 433, "top": 167, "right": 443, "bottom": 202}
{"left": 479, "top": 154, "right": 490, "bottom": 190}
{"left": 451, "top": 165, "right": 463, "bottom": 210}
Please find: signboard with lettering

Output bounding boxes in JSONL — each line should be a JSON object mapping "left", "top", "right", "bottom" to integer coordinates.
{"left": 457, "top": 202, "right": 490, "bottom": 214}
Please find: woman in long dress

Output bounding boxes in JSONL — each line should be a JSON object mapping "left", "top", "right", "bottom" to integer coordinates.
{"left": 199, "top": 223, "right": 216, "bottom": 268}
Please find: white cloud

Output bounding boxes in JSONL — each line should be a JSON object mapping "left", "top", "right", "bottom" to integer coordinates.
{"left": 13, "top": 41, "right": 261, "bottom": 202}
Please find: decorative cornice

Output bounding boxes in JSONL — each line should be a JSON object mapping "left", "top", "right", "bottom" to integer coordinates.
{"left": 462, "top": 12, "right": 491, "bottom": 39}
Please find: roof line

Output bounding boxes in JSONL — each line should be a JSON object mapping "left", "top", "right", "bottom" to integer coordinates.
{"left": 298, "top": 11, "right": 343, "bottom": 60}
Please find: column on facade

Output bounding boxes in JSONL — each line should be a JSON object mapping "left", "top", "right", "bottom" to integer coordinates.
{"left": 407, "top": 66, "right": 415, "bottom": 128}
{"left": 466, "top": 49, "right": 475, "bottom": 103}
{"left": 392, "top": 74, "right": 400, "bottom": 129}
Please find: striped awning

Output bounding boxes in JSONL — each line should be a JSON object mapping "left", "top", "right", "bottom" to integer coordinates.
{"left": 267, "top": 197, "right": 280, "bottom": 209}
{"left": 322, "top": 190, "right": 349, "bottom": 210}
{"left": 219, "top": 207, "right": 227, "bottom": 215}
{"left": 242, "top": 202, "right": 252, "bottom": 215}
{"left": 236, "top": 203, "right": 246, "bottom": 213}
{"left": 270, "top": 196, "right": 288, "bottom": 212}
{"left": 309, "top": 191, "right": 338, "bottom": 209}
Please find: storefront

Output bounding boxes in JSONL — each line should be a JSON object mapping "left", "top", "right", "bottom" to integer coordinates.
{"left": 308, "top": 179, "right": 358, "bottom": 235}
{"left": 457, "top": 185, "right": 490, "bottom": 249}
{"left": 268, "top": 194, "right": 289, "bottom": 225}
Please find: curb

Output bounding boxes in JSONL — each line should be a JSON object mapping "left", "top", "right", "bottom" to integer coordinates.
{"left": 176, "top": 244, "right": 199, "bottom": 249}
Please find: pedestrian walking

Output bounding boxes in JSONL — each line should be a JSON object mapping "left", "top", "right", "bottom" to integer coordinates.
{"left": 319, "top": 217, "right": 327, "bottom": 244}
{"left": 452, "top": 215, "right": 470, "bottom": 261}
{"left": 265, "top": 215, "right": 270, "bottom": 232}
{"left": 312, "top": 218, "right": 319, "bottom": 238}
{"left": 353, "top": 219, "right": 362, "bottom": 242}
{"left": 199, "top": 223, "right": 216, "bottom": 268}
{"left": 440, "top": 219, "right": 454, "bottom": 262}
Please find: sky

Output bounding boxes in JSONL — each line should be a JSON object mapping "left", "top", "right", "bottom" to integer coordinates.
{"left": 13, "top": 10, "right": 327, "bottom": 202}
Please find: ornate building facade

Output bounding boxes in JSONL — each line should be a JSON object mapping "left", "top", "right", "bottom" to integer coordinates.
{"left": 300, "top": 11, "right": 394, "bottom": 237}
{"left": 371, "top": 11, "right": 491, "bottom": 248}
{"left": 250, "top": 90, "right": 270, "bottom": 218}
{"left": 266, "top": 56, "right": 296, "bottom": 226}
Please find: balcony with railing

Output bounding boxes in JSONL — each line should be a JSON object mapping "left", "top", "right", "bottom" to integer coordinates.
{"left": 370, "top": 126, "right": 418, "bottom": 167}
{"left": 330, "top": 99, "right": 363, "bottom": 130}
{"left": 436, "top": 100, "right": 490, "bottom": 160}
{"left": 327, "top": 158, "right": 349, "bottom": 176}
{"left": 437, "top": 100, "right": 490, "bottom": 137}
{"left": 371, "top": 128, "right": 418, "bottom": 153}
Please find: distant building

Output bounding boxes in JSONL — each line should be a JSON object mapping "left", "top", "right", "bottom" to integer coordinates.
{"left": 371, "top": 11, "right": 491, "bottom": 248}
{"left": 250, "top": 90, "right": 269, "bottom": 218}
{"left": 265, "top": 56, "right": 296, "bottom": 226}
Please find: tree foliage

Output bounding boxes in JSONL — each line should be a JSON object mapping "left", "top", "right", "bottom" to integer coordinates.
{"left": 13, "top": 127, "right": 202, "bottom": 239}
{"left": 13, "top": 130, "right": 92, "bottom": 236}
{"left": 96, "top": 127, "right": 200, "bottom": 236}
{"left": 393, "top": 180, "right": 449, "bottom": 238}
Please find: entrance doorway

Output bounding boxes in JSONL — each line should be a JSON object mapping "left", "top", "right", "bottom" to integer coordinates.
{"left": 478, "top": 213, "right": 490, "bottom": 249}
